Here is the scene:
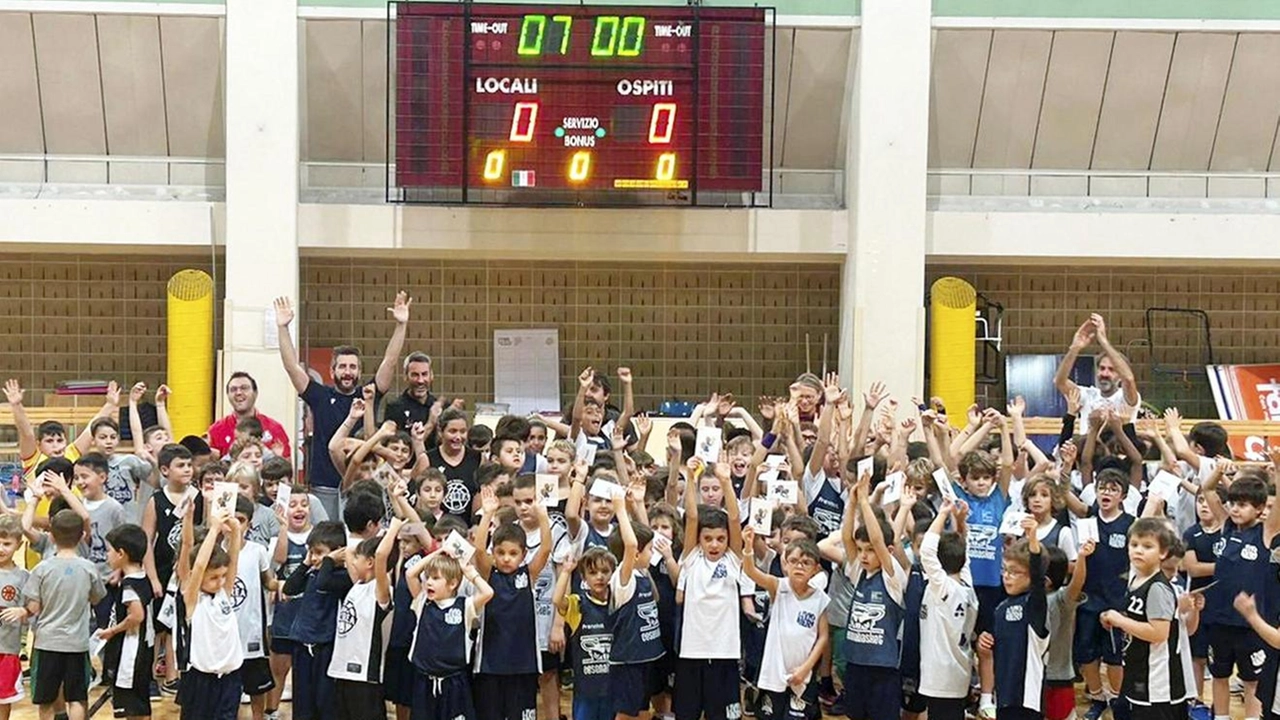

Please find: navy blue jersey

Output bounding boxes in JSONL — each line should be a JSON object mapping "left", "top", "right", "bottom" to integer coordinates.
{"left": 610, "top": 571, "right": 664, "bottom": 664}
{"left": 1210, "top": 521, "right": 1276, "bottom": 627}
{"left": 584, "top": 524, "right": 613, "bottom": 551}
{"left": 1082, "top": 511, "right": 1135, "bottom": 612}
{"left": 1041, "top": 521, "right": 1066, "bottom": 554}
{"left": 570, "top": 594, "right": 612, "bottom": 698}
{"left": 900, "top": 564, "right": 927, "bottom": 689}
{"left": 286, "top": 558, "right": 353, "bottom": 645}
{"left": 270, "top": 536, "right": 308, "bottom": 641}
{"left": 1182, "top": 523, "right": 1224, "bottom": 613}
{"left": 475, "top": 566, "right": 539, "bottom": 674}
{"left": 844, "top": 567, "right": 904, "bottom": 669}
{"left": 993, "top": 550, "right": 1048, "bottom": 712}
{"left": 652, "top": 557, "right": 677, "bottom": 655}
{"left": 807, "top": 475, "right": 845, "bottom": 536}
{"left": 413, "top": 596, "right": 469, "bottom": 676}
{"left": 389, "top": 553, "right": 425, "bottom": 649}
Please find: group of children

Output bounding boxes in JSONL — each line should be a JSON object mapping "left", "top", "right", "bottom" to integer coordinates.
{"left": 2, "top": 339, "right": 1279, "bottom": 720}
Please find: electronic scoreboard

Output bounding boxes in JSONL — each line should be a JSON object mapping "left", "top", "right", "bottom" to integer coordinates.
{"left": 391, "top": 3, "right": 771, "bottom": 206}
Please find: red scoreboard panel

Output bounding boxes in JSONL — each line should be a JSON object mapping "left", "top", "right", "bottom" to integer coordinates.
{"left": 392, "top": 3, "right": 771, "bottom": 206}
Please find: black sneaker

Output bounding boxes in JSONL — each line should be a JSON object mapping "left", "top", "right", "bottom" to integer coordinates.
{"left": 830, "top": 691, "right": 847, "bottom": 716}
{"left": 160, "top": 678, "right": 180, "bottom": 696}
{"left": 149, "top": 681, "right": 162, "bottom": 699}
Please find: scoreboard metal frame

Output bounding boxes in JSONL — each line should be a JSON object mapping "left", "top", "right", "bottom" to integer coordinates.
{"left": 387, "top": 2, "right": 775, "bottom": 208}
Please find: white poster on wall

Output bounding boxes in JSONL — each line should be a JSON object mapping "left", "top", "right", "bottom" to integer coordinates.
{"left": 494, "top": 329, "right": 561, "bottom": 416}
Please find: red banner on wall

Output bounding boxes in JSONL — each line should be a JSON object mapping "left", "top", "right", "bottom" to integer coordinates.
{"left": 1208, "top": 364, "right": 1280, "bottom": 422}
{"left": 1208, "top": 364, "right": 1280, "bottom": 462}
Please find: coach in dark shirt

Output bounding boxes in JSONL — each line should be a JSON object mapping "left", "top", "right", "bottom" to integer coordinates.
{"left": 273, "top": 292, "right": 410, "bottom": 520}
{"left": 384, "top": 351, "right": 440, "bottom": 434}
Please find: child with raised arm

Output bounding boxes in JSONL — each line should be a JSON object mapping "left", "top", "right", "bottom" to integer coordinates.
{"left": 553, "top": 547, "right": 617, "bottom": 720}
{"left": 1065, "top": 467, "right": 1137, "bottom": 720}
{"left": 176, "top": 503, "right": 243, "bottom": 720}
{"left": 99, "top": 524, "right": 153, "bottom": 720}
{"left": 21, "top": 463, "right": 91, "bottom": 562}
{"left": 407, "top": 548, "right": 494, "bottom": 720}
{"left": 1201, "top": 462, "right": 1280, "bottom": 720}
{"left": 231, "top": 495, "right": 278, "bottom": 720}
{"left": 675, "top": 456, "right": 744, "bottom": 720}
{"left": 607, "top": 485, "right": 665, "bottom": 720}
{"left": 329, "top": 516, "right": 403, "bottom": 720}
{"left": 979, "top": 517, "right": 1047, "bottom": 720}
{"left": 1101, "top": 518, "right": 1191, "bottom": 720}
{"left": 839, "top": 469, "right": 905, "bottom": 720}
{"left": 1044, "top": 540, "right": 1094, "bottom": 720}
{"left": 141, "top": 443, "right": 196, "bottom": 694}
{"left": 510, "top": 473, "right": 572, "bottom": 720}
{"left": 472, "top": 484, "right": 552, "bottom": 720}
{"left": 917, "top": 500, "right": 979, "bottom": 720}
{"left": 741, "top": 523, "right": 829, "bottom": 720}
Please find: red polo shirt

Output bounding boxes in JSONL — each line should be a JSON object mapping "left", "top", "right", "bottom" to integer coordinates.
{"left": 207, "top": 410, "right": 292, "bottom": 458}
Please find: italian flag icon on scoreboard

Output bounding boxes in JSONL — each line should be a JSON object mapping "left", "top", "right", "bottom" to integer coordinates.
{"left": 512, "top": 170, "right": 537, "bottom": 187}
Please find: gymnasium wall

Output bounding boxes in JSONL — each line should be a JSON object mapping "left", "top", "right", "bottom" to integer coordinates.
{"left": 928, "top": 264, "right": 1280, "bottom": 415}
{"left": 2, "top": 253, "right": 1276, "bottom": 426}
{"left": 0, "top": 253, "right": 221, "bottom": 406}
{"left": 299, "top": 258, "right": 843, "bottom": 410}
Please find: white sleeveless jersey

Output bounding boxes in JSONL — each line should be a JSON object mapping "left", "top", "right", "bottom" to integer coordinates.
{"left": 758, "top": 582, "right": 830, "bottom": 693}
{"left": 328, "top": 580, "right": 393, "bottom": 683}
{"left": 233, "top": 542, "right": 271, "bottom": 659}
{"left": 190, "top": 589, "right": 244, "bottom": 676}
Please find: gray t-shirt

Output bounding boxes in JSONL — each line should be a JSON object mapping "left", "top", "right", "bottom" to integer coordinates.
{"left": 105, "top": 454, "right": 151, "bottom": 510}
{"left": 827, "top": 561, "right": 855, "bottom": 627}
{"left": 1046, "top": 587, "right": 1084, "bottom": 682}
{"left": 24, "top": 555, "right": 106, "bottom": 652}
{"left": 247, "top": 504, "right": 280, "bottom": 548}
{"left": 0, "top": 565, "right": 30, "bottom": 655}
{"left": 84, "top": 496, "right": 128, "bottom": 579}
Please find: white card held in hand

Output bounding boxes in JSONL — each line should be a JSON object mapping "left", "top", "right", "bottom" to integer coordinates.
{"left": 576, "top": 442, "right": 597, "bottom": 466}
{"left": 273, "top": 484, "right": 292, "bottom": 514}
{"left": 768, "top": 480, "right": 799, "bottom": 505}
{"left": 764, "top": 455, "right": 785, "bottom": 470}
{"left": 856, "top": 457, "right": 874, "bottom": 480}
{"left": 758, "top": 469, "right": 780, "bottom": 486}
{"left": 933, "top": 468, "right": 957, "bottom": 502}
{"left": 1149, "top": 470, "right": 1182, "bottom": 502}
{"left": 536, "top": 474, "right": 560, "bottom": 506}
{"left": 1075, "top": 517, "right": 1099, "bottom": 547}
{"left": 212, "top": 482, "right": 240, "bottom": 516}
{"left": 442, "top": 530, "right": 476, "bottom": 565}
{"left": 881, "top": 472, "right": 905, "bottom": 506}
{"left": 696, "top": 427, "right": 723, "bottom": 464}
{"left": 999, "top": 510, "right": 1029, "bottom": 537}
{"left": 749, "top": 498, "right": 776, "bottom": 535}
{"left": 588, "top": 478, "right": 625, "bottom": 501}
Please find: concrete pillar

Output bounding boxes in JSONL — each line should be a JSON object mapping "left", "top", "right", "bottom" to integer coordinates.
{"left": 221, "top": 0, "right": 301, "bottom": 438}
{"left": 838, "top": 0, "right": 931, "bottom": 402}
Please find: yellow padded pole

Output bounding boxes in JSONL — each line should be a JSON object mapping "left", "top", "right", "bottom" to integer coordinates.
{"left": 166, "top": 270, "right": 214, "bottom": 439}
{"left": 930, "top": 277, "right": 976, "bottom": 429}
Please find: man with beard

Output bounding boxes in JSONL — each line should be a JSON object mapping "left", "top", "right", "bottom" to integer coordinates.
{"left": 207, "top": 371, "right": 292, "bottom": 458}
{"left": 1054, "top": 313, "right": 1140, "bottom": 435}
{"left": 273, "top": 292, "right": 410, "bottom": 520}
{"left": 383, "top": 351, "right": 441, "bottom": 434}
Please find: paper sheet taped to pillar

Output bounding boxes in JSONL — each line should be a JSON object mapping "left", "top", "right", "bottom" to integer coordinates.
{"left": 494, "top": 329, "right": 561, "bottom": 416}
